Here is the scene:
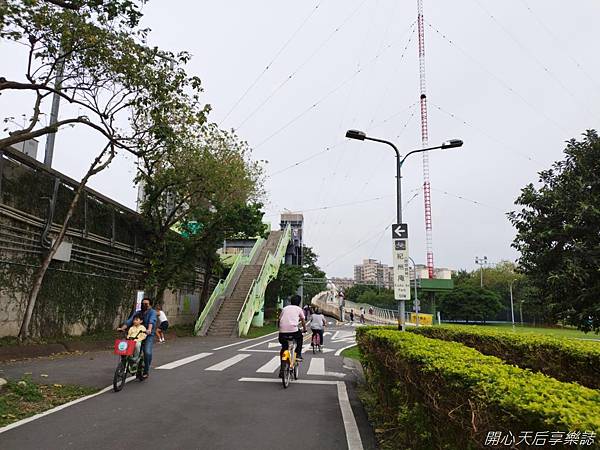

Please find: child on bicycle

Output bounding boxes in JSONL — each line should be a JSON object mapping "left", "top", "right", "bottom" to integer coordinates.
{"left": 310, "top": 307, "right": 326, "bottom": 347}
{"left": 127, "top": 313, "right": 147, "bottom": 362}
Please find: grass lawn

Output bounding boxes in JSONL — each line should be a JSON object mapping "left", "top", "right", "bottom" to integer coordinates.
{"left": 245, "top": 320, "right": 278, "bottom": 339}
{"left": 0, "top": 377, "right": 98, "bottom": 427}
{"left": 340, "top": 345, "right": 361, "bottom": 360}
{"left": 440, "top": 322, "right": 599, "bottom": 340}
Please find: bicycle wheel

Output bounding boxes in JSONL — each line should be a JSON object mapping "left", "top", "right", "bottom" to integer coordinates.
{"left": 282, "top": 360, "right": 291, "bottom": 388}
{"left": 136, "top": 355, "right": 145, "bottom": 381}
{"left": 293, "top": 361, "right": 299, "bottom": 380}
{"left": 113, "top": 359, "right": 127, "bottom": 392}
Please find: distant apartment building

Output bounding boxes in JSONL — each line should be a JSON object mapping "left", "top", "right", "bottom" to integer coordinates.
{"left": 354, "top": 259, "right": 453, "bottom": 288}
{"left": 354, "top": 258, "right": 394, "bottom": 289}
{"left": 330, "top": 277, "right": 355, "bottom": 292}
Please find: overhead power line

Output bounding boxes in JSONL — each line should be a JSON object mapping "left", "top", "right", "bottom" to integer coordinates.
{"left": 430, "top": 102, "right": 539, "bottom": 164}
{"left": 518, "top": 0, "right": 600, "bottom": 94}
{"left": 234, "top": 0, "right": 369, "bottom": 131}
{"left": 220, "top": 1, "right": 323, "bottom": 124}
{"left": 253, "top": 21, "right": 417, "bottom": 151}
{"left": 425, "top": 20, "right": 570, "bottom": 135}
{"left": 472, "top": 0, "right": 599, "bottom": 121}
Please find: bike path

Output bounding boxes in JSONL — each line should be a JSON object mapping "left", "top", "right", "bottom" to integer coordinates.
{"left": 0, "top": 323, "right": 376, "bottom": 450}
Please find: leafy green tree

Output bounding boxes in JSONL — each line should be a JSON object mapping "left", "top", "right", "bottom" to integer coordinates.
{"left": 509, "top": 130, "right": 600, "bottom": 333}
{"left": 138, "top": 123, "right": 265, "bottom": 304}
{"left": 2, "top": 0, "right": 210, "bottom": 339}
{"left": 438, "top": 286, "right": 503, "bottom": 323}
{"left": 301, "top": 246, "right": 326, "bottom": 304}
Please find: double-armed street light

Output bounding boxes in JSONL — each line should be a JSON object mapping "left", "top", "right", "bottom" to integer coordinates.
{"left": 345, "top": 129, "right": 463, "bottom": 330}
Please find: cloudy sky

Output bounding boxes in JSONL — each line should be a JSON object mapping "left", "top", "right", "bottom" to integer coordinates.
{"left": 2, "top": 0, "right": 600, "bottom": 278}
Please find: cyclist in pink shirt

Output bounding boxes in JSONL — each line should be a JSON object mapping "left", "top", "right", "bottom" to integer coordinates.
{"left": 278, "top": 295, "right": 307, "bottom": 363}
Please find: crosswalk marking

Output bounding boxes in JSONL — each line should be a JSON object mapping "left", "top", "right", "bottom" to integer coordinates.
{"left": 307, "top": 357, "right": 326, "bottom": 376}
{"left": 307, "top": 357, "right": 346, "bottom": 378}
{"left": 205, "top": 354, "right": 250, "bottom": 371}
{"left": 256, "top": 356, "right": 281, "bottom": 373}
{"left": 156, "top": 352, "right": 212, "bottom": 370}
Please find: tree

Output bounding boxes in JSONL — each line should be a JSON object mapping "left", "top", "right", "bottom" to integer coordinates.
{"left": 138, "top": 123, "right": 264, "bottom": 304}
{"left": 301, "top": 246, "right": 326, "bottom": 304}
{"left": 2, "top": 0, "right": 210, "bottom": 339}
{"left": 509, "top": 130, "right": 600, "bottom": 333}
{"left": 438, "top": 286, "right": 503, "bottom": 323}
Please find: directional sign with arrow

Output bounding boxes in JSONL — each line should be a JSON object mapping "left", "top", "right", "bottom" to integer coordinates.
{"left": 392, "top": 223, "right": 408, "bottom": 239}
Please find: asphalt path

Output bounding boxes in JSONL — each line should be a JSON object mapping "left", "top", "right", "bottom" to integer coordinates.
{"left": 0, "top": 322, "right": 376, "bottom": 450}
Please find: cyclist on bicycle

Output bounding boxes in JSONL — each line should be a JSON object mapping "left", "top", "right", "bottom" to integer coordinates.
{"left": 278, "top": 294, "right": 306, "bottom": 365}
{"left": 118, "top": 297, "right": 157, "bottom": 379}
{"left": 310, "top": 307, "right": 326, "bottom": 347}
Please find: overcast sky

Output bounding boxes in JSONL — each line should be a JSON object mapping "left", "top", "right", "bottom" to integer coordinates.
{"left": 2, "top": 0, "right": 600, "bottom": 278}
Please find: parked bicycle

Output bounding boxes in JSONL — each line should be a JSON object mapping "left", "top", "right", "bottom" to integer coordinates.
{"left": 280, "top": 337, "right": 301, "bottom": 388}
{"left": 113, "top": 331, "right": 145, "bottom": 392}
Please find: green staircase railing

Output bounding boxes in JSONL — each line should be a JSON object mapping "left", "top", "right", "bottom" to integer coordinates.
{"left": 194, "top": 237, "right": 265, "bottom": 335}
{"left": 237, "top": 225, "right": 291, "bottom": 336}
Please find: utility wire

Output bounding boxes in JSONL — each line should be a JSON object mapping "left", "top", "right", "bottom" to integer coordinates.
{"left": 234, "top": 0, "right": 369, "bottom": 131}
{"left": 472, "top": 0, "right": 599, "bottom": 120}
{"left": 431, "top": 187, "right": 506, "bottom": 212}
{"left": 430, "top": 102, "right": 539, "bottom": 164}
{"left": 425, "top": 20, "right": 570, "bottom": 135}
{"left": 518, "top": 0, "right": 600, "bottom": 94}
{"left": 220, "top": 1, "right": 323, "bottom": 124}
{"left": 312, "top": 23, "right": 416, "bottom": 236}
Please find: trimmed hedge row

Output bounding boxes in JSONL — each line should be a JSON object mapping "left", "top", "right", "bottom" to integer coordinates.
{"left": 408, "top": 325, "right": 600, "bottom": 389}
{"left": 357, "top": 327, "right": 600, "bottom": 450}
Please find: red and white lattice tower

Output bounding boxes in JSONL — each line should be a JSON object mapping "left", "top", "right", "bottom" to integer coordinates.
{"left": 417, "top": 0, "right": 435, "bottom": 279}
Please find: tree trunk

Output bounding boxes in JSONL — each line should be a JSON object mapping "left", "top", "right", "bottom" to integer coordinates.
{"left": 18, "top": 146, "right": 114, "bottom": 340}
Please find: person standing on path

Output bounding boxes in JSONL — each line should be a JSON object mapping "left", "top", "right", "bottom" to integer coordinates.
{"left": 155, "top": 305, "right": 169, "bottom": 343}
{"left": 121, "top": 297, "right": 157, "bottom": 378}
{"left": 349, "top": 309, "right": 354, "bottom": 323}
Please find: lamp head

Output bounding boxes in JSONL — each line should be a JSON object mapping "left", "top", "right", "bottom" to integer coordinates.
{"left": 441, "top": 139, "right": 463, "bottom": 149}
{"left": 345, "top": 129, "right": 366, "bottom": 141}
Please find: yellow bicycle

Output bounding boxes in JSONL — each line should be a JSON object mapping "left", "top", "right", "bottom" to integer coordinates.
{"left": 281, "top": 338, "right": 300, "bottom": 388}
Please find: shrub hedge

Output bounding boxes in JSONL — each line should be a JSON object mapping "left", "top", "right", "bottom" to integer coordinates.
{"left": 408, "top": 325, "right": 600, "bottom": 389}
{"left": 357, "top": 327, "right": 600, "bottom": 450}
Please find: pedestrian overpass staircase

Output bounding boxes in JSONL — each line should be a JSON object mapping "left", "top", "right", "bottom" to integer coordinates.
{"left": 194, "top": 225, "right": 291, "bottom": 337}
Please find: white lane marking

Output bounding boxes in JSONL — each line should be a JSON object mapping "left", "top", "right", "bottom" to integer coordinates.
{"left": 238, "top": 378, "right": 364, "bottom": 449}
{"left": 267, "top": 342, "right": 280, "bottom": 348}
{"left": 205, "top": 354, "right": 250, "bottom": 371}
{"left": 156, "top": 352, "right": 212, "bottom": 370}
{"left": 239, "top": 377, "right": 338, "bottom": 385}
{"left": 256, "top": 356, "right": 281, "bottom": 373}
{"left": 335, "top": 343, "right": 358, "bottom": 356}
{"left": 0, "top": 375, "right": 136, "bottom": 434}
{"left": 239, "top": 337, "right": 279, "bottom": 351}
{"left": 307, "top": 357, "right": 346, "bottom": 378}
{"left": 337, "top": 381, "right": 364, "bottom": 450}
{"left": 211, "top": 330, "right": 280, "bottom": 350}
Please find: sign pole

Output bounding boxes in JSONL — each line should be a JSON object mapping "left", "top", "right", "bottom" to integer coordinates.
{"left": 392, "top": 224, "right": 410, "bottom": 331}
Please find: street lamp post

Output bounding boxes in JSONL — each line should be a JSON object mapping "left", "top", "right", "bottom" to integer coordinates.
{"left": 509, "top": 279, "right": 517, "bottom": 330}
{"left": 345, "top": 129, "right": 462, "bottom": 330}
{"left": 408, "top": 256, "right": 419, "bottom": 326}
{"left": 475, "top": 256, "right": 488, "bottom": 287}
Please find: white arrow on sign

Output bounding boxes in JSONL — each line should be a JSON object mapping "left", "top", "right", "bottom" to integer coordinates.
{"left": 393, "top": 225, "right": 404, "bottom": 236}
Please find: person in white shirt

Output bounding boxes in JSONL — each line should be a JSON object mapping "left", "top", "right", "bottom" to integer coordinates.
{"left": 278, "top": 295, "right": 306, "bottom": 362}
{"left": 155, "top": 305, "right": 169, "bottom": 343}
{"left": 310, "top": 307, "right": 326, "bottom": 347}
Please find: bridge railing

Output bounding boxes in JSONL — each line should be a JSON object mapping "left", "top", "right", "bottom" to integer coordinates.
{"left": 237, "top": 225, "right": 291, "bottom": 336}
{"left": 194, "top": 237, "right": 265, "bottom": 335}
